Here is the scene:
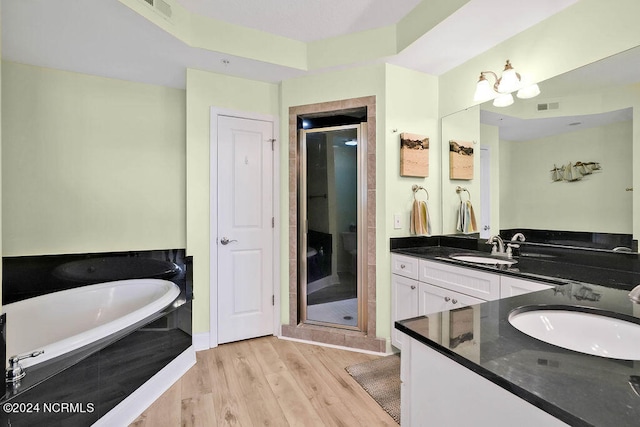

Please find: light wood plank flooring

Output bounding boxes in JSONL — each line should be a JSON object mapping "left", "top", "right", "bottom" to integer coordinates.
{"left": 131, "top": 336, "right": 397, "bottom": 426}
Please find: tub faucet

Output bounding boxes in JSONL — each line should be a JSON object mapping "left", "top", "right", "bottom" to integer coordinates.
{"left": 486, "top": 235, "right": 506, "bottom": 256}
{"left": 6, "top": 350, "right": 44, "bottom": 385}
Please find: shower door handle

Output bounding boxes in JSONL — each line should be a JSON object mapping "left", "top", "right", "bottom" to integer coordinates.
{"left": 220, "top": 237, "right": 238, "bottom": 245}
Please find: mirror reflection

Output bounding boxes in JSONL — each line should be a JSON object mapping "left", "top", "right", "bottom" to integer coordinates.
{"left": 442, "top": 46, "right": 640, "bottom": 248}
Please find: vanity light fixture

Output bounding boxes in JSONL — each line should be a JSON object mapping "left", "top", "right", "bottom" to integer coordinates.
{"left": 473, "top": 60, "right": 541, "bottom": 107}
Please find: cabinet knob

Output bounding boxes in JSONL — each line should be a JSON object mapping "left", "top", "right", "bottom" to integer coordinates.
{"left": 410, "top": 285, "right": 416, "bottom": 290}
{"left": 400, "top": 264, "right": 406, "bottom": 269}
{"left": 452, "top": 299, "right": 458, "bottom": 304}
{"left": 444, "top": 297, "right": 451, "bottom": 302}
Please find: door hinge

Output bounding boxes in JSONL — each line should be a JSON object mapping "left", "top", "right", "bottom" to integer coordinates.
{"left": 272, "top": 217, "right": 275, "bottom": 228}
{"left": 272, "top": 295, "right": 275, "bottom": 306}
{"left": 269, "top": 138, "right": 276, "bottom": 151}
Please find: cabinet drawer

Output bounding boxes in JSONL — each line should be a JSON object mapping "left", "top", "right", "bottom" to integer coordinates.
{"left": 501, "top": 276, "right": 553, "bottom": 298}
{"left": 418, "top": 259, "right": 500, "bottom": 301}
{"left": 392, "top": 254, "right": 419, "bottom": 279}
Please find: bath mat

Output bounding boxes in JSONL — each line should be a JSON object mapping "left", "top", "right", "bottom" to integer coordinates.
{"left": 346, "top": 354, "right": 401, "bottom": 424}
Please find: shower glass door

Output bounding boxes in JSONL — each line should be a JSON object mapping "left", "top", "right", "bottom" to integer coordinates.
{"left": 299, "top": 124, "right": 366, "bottom": 330}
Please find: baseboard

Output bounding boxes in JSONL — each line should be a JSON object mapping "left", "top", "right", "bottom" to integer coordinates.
{"left": 192, "top": 332, "right": 211, "bottom": 351}
{"left": 278, "top": 335, "right": 392, "bottom": 356}
{"left": 92, "top": 345, "right": 196, "bottom": 426}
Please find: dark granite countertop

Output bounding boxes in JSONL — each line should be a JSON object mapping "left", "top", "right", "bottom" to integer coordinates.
{"left": 391, "top": 238, "right": 640, "bottom": 291}
{"left": 393, "top": 238, "right": 640, "bottom": 426}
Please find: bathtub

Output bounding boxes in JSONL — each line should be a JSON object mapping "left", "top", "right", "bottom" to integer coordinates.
{"left": 3, "top": 279, "right": 181, "bottom": 368}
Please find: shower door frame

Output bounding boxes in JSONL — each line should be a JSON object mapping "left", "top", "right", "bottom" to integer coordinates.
{"left": 298, "top": 123, "right": 368, "bottom": 331}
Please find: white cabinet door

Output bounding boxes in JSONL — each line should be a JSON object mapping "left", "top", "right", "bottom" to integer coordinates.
{"left": 418, "top": 282, "right": 483, "bottom": 361}
{"left": 418, "top": 282, "right": 485, "bottom": 316}
{"left": 391, "top": 274, "right": 420, "bottom": 349}
{"left": 501, "top": 276, "right": 553, "bottom": 298}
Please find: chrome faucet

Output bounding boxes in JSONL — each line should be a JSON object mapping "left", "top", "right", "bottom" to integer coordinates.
{"left": 6, "top": 351, "right": 44, "bottom": 385}
{"left": 486, "top": 235, "right": 506, "bottom": 256}
{"left": 511, "top": 233, "right": 526, "bottom": 242}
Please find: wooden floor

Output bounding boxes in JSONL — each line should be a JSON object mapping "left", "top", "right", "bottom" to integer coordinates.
{"left": 130, "top": 336, "right": 397, "bottom": 426}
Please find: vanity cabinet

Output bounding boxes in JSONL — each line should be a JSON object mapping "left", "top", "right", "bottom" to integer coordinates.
{"left": 400, "top": 335, "right": 568, "bottom": 427}
{"left": 391, "top": 254, "right": 552, "bottom": 350}
{"left": 391, "top": 256, "right": 496, "bottom": 349}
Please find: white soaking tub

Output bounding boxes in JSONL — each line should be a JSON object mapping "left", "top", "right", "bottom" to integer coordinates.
{"left": 3, "top": 279, "right": 180, "bottom": 368}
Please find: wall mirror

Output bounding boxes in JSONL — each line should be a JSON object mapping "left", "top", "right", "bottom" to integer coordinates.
{"left": 441, "top": 45, "right": 640, "bottom": 249}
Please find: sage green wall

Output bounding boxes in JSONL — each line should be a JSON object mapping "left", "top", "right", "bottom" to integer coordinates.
{"left": 438, "top": 0, "right": 640, "bottom": 239}
{"left": 280, "top": 63, "right": 439, "bottom": 344}
{"left": 280, "top": 64, "right": 386, "bottom": 332}
{"left": 499, "top": 121, "right": 632, "bottom": 233}
{"left": 2, "top": 62, "right": 186, "bottom": 256}
{"left": 185, "top": 68, "right": 279, "bottom": 334}
{"left": 382, "top": 64, "right": 439, "bottom": 343}
{"left": 0, "top": 10, "right": 3, "bottom": 308}
{"left": 385, "top": 64, "right": 440, "bottom": 239}
{"left": 439, "top": 0, "right": 640, "bottom": 117}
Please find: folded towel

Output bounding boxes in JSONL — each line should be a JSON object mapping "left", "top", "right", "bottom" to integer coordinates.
{"left": 467, "top": 201, "right": 477, "bottom": 233}
{"left": 456, "top": 200, "right": 477, "bottom": 234}
{"left": 456, "top": 201, "right": 464, "bottom": 233}
{"left": 410, "top": 200, "right": 431, "bottom": 236}
{"left": 420, "top": 200, "right": 432, "bottom": 236}
{"left": 410, "top": 200, "right": 419, "bottom": 235}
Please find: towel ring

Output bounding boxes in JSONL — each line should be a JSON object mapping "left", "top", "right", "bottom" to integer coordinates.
{"left": 412, "top": 185, "right": 429, "bottom": 200}
{"left": 456, "top": 186, "right": 470, "bottom": 201}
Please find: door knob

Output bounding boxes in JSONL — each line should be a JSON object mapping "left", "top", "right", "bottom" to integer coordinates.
{"left": 220, "top": 237, "right": 237, "bottom": 245}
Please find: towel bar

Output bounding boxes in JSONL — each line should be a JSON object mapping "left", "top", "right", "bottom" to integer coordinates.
{"left": 456, "top": 186, "right": 470, "bottom": 201}
{"left": 412, "top": 185, "right": 429, "bottom": 200}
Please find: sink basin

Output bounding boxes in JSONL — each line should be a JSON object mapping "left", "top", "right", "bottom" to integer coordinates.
{"left": 509, "top": 306, "right": 640, "bottom": 360}
{"left": 449, "top": 254, "right": 516, "bottom": 266}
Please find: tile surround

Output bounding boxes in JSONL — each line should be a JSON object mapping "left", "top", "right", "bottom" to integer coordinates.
{"left": 284, "top": 96, "right": 385, "bottom": 352}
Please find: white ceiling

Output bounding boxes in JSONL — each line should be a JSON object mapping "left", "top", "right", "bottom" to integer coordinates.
{"left": 175, "top": 0, "right": 423, "bottom": 42}
{"left": 479, "top": 44, "right": 640, "bottom": 141}
{"left": 1, "top": 0, "right": 578, "bottom": 89}
{"left": 481, "top": 108, "right": 634, "bottom": 142}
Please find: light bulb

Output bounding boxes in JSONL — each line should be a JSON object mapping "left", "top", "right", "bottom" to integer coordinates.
{"left": 493, "top": 93, "right": 514, "bottom": 108}
{"left": 473, "top": 76, "right": 494, "bottom": 102}
{"left": 497, "top": 60, "right": 520, "bottom": 93}
{"left": 516, "top": 83, "right": 541, "bottom": 99}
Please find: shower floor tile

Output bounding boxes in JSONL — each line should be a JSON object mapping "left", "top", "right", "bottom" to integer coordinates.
{"left": 306, "top": 297, "right": 358, "bottom": 326}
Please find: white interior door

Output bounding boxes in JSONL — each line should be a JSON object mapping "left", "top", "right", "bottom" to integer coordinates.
{"left": 217, "top": 115, "right": 274, "bottom": 344}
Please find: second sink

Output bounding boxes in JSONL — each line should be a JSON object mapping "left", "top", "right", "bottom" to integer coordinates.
{"left": 449, "top": 254, "right": 517, "bottom": 266}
